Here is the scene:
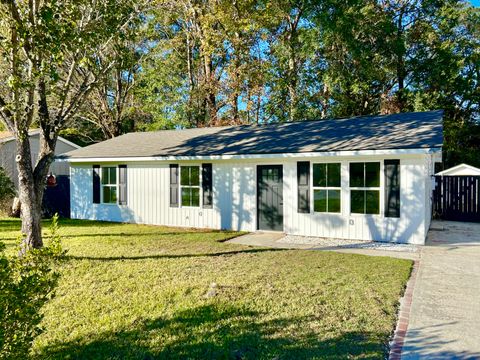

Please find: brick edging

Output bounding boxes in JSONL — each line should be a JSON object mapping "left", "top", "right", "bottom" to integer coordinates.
{"left": 389, "top": 260, "right": 420, "bottom": 360}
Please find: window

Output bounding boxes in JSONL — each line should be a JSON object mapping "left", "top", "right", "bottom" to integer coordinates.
{"left": 313, "top": 163, "right": 341, "bottom": 213}
{"left": 349, "top": 162, "right": 380, "bottom": 214}
{"left": 102, "top": 167, "right": 117, "bottom": 204}
{"left": 181, "top": 166, "right": 200, "bottom": 207}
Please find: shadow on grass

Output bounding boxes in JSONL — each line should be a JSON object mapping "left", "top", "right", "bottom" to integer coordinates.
{"left": 35, "top": 303, "right": 388, "bottom": 360}
{"left": 65, "top": 248, "right": 287, "bottom": 262}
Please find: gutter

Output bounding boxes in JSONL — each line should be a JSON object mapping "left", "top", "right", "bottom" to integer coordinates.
{"left": 57, "top": 147, "right": 442, "bottom": 163}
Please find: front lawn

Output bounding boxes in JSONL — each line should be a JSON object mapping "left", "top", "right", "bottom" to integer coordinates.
{"left": 0, "top": 218, "right": 412, "bottom": 359}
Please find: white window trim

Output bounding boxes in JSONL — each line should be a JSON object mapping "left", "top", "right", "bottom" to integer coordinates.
{"left": 311, "top": 162, "right": 342, "bottom": 214}
{"left": 101, "top": 166, "right": 118, "bottom": 205}
{"left": 348, "top": 161, "right": 383, "bottom": 217}
{"left": 179, "top": 165, "right": 202, "bottom": 208}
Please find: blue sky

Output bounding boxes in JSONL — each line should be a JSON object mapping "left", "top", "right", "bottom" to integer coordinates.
{"left": 471, "top": 0, "right": 480, "bottom": 6}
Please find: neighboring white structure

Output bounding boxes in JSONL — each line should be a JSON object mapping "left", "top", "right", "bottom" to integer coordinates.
{"left": 64, "top": 111, "right": 444, "bottom": 245}
{"left": 436, "top": 163, "right": 480, "bottom": 176}
{"left": 0, "top": 129, "right": 80, "bottom": 188}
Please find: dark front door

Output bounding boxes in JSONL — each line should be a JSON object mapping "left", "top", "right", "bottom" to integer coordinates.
{"left": 257, "top": 165, "right": 284, "bottom": 231}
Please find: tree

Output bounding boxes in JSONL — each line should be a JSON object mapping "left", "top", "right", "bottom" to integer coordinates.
{"left": 0, "top": 0, "right": 142, "bottom": 249}
{"left": 81, "top": 41, "right": 144, "bottom": 139}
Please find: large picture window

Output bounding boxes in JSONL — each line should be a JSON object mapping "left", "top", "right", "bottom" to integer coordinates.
{"left": 102, "top": 167, "right": 117, "bottom": 204}
{"left": 313, "top": 163, "right": 341, "bottom": 213}
{"left": 181, "top": 166, "right": 200, "bottom": 207}
{"left": 349, "top": 162, "right": 380, "bottom": 214}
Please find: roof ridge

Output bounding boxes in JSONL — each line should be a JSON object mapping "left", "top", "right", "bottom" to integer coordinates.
{"left": 122, "top": 110, "right": 444, "bottom": 136}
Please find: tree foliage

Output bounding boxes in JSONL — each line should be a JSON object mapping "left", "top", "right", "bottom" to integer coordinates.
{"left": 101, "top": 0, "right": 477, "bottom": 168}
{"left": 0, "top": 215, "right": 64, "bottom": 359}
{"left": 0, "top": 167, "right": 14, "bottom": 201}
{"left": 0, "top": 0, "right": 145, "bottom": 248}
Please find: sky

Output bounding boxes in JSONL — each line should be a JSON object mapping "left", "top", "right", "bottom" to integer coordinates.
{"left": 471, "top": 0, "right": 480, "bottom": 6}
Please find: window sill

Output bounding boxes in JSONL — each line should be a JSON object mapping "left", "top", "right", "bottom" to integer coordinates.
{"left": 312, "top": 211, "right": 342, "bottom": 215}
{"left": 349, "top": 213, "right": 382, "bottom": 218}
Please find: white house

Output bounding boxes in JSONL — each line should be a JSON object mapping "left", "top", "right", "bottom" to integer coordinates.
{"left": 63, "top": 110, "right": 443, "bottom": 245}
{"left": 0, "top": 129, "right": 80, "bottom": 188}
{"left": 436, "top": 163, "right": 480, "bottom": 176}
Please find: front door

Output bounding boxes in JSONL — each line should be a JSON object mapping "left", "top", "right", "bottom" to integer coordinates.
{"left": 257, "top": 165, "right": 284, "bottom": 231}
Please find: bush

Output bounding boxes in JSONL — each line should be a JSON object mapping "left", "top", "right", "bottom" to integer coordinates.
{"left": 0, "top": 167, "right": 15, "bottom": 217}
{"left": 0, "top": 215, "right": 65, "bottom": 359}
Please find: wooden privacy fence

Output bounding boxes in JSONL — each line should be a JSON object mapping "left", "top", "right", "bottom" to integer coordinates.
{"left": 433, "top": 175, "right": 480, "bottom": 222}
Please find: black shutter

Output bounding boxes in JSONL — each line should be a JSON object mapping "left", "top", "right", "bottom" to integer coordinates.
{"left": 118, "top": 165, "right": 127, "bottom": 205}
{"left": 297, "top": 161, "right": 310, "bottom": 213}
{"left": 202, "top": 163, "right": 213, "bottom": 208}
{"left": 170, "top": 164, "right": 179, "bottom": 207}
{"left": 93, "top": 165, "right": 101, "bottom": 204}
{"left": 385, "top": 160, "right": 400, "bottom": 217}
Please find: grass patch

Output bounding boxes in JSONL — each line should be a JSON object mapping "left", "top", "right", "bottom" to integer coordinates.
{"left": 0, "top": 218, "right": 412, "bottom": 359}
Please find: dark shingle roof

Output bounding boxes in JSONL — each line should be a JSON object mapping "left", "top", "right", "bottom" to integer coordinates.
{"left": 64, "top": 110, "right": 443, "bottom": 159}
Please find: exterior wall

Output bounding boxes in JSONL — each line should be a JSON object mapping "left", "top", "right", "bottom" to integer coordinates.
{"left": 70, "top": 153, "right": 434, "bottom": 244}
{"left": 424, "top": 154, "right": 436, "bottom": 235}
{"left": 0, "top": 134, "right": 78, "bottom": 188}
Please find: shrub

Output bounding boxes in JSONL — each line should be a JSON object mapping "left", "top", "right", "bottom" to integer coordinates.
{"left": 0, "top": 215, "right": 65, "bottom": 359}
{"left": 0, "top": 167, "right": 15, "bottom": 217}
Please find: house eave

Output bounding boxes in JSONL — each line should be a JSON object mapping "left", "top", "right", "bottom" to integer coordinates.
{"left": 60, "top": 147, "right": 442, "bottom": 163}
{"left": 0, "top": 130, "right": 81, "bottom": 149}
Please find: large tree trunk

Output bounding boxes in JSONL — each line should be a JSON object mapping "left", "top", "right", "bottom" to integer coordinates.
{"left": 203, "top": 53, "right": 217, "bottom": 125}
{"left": 286, "top": 10, "right": 302, "bottom": 123}
{"left": 16, "top": 128, "right": 56, "bottom": 251}
{"left": 16, "top": 132, "right": 42, "bottom": 250}
{"left": 288, "top": 52, "right": 298, "bottom": 122}
{"left": 395, "top": 9, "right": 406, "bottom": 112}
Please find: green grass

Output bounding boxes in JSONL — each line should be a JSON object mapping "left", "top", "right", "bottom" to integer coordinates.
{"left": 0, "top": 218, "right": 412, "bottom": 359}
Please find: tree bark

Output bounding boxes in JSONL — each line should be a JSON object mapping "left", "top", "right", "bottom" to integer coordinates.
{"left": 15, "top": 132, "right": 42, "bottom": 250}
{"left": 286, "top": 8, "right": 302, "bottom": 122}
{"left": 203, "top": 53, "right": 217, "bottom": 125}
{"left": 395, "top": 8, "right": 406, "bottom": 112}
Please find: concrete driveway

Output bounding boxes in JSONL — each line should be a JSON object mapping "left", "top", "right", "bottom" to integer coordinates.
{"left": 401, "top": 221, "right": 480, "bottom": 359}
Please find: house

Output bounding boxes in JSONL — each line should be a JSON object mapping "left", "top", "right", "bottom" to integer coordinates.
{"left": 0, "top": 129, "right": 80, "bottom": 188}
{"left": 436, "top": 163, "right": 480, "bottom": 176}
{"left": 63, "top": 110, "right": 443, "bottom": 245}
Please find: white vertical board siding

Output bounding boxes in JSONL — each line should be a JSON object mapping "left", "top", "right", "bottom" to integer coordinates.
{"left": 214, "top": 162, "right": 256, "bottom": 231}
{"left": 423, "top": 154, "right": 435, "bottom": 235}
{"left": 283, "top": 156, "right": 427, "bottom": 244}
{"left": 70, "top": 153, "right": 431, "bottom": 244}
{"left": 71, "top": 163, "right": 220, "bottom": 228}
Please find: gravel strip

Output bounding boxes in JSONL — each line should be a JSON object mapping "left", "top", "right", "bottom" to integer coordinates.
{"left": 277, "top": 235, "right": 419, "bottom": 253}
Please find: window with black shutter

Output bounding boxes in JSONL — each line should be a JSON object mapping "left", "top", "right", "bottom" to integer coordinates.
{"left": 170, "top": 164, "right": 179, "bottom": 207}
{"left": 93, "top": 165, "right": 100, "bottom": 204}
{"left": 118, "top": 165, "right": 127, "bottom": 205}
{"left": 297, "top": 161, "right": 310, "bottom": 213}
{"left": 202, "top": 163, "right": 213, "bottom": 208}
{"left": 384, "top": 160, "right": 400, "bottom": 217}
{"left": 349, "top": 162, "right": 381, "bottom": 214}
{"left": 313, "top": 163, "right": 341, "bottom": 213}
{"left": 101, "top": 167, "right": 117, "bottom": 204}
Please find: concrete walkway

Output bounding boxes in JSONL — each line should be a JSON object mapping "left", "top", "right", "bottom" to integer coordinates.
{"left": 228, "top": 232, "right": 419, "bottom": 260}
{"left": 401, "top": 221, "right": 480, "bottom": 359}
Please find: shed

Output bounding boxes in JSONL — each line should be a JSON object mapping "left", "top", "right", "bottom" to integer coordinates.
{"left": 436, "top": 163, "right": 480, "bottom": 176}
{"left": 0, "top": 129, "right": 80, "bottom": 188}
